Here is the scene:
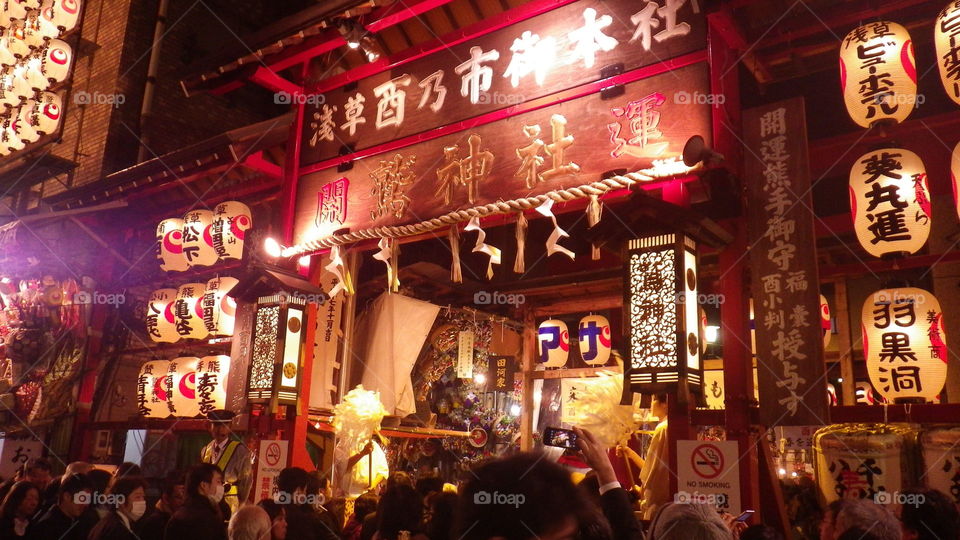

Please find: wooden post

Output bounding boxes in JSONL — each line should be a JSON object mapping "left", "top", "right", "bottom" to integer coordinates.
{"left": 520, "top": 308, "right": 536, "bottom": 451}
{"left": 338, "top": 250, "right": 361, "bottom": 393}
{"left": 832, "top": 279, "right": 856, "bottom": 405}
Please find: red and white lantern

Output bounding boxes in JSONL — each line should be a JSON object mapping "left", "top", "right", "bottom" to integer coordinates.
{"left": 156, "top": 218, "right": 188, "bottom": 272}
{"left": 33, "top": 39, "right": 70, "bottom": 85}
{"left": 40, "top": 0, "right": 80, "bottom": 34}
{"left": 181, "top": 209, "right": 218, "bottom": 267}
{"left": 137, "top": 359, "right": 170, "bottom": 418}
{"left": 856, "top": 381, "right": 878, "bottom": 405}
{"left": 17, "top": 91, "right": 62, "bottom": 141}
{"left": 201, "top": 276, "right": 238, "bottom": 336}
{"left": 538, "top": 318, "right": 569, "bottom": 368}
{"left": 196, "top": 355, "right": 230, "bottom": 415}
{"left": 147, "top": 288, "right": 179, "bottom": 343}
{"left": 849, "top": 148, "right": 929, "bottom": 258}
{"left": 212, "top": 201, "right": 251, "bottom": 261}
{"left": 840, "top": 21, "right": 916, "bottom": 128}
{"left": 174, "top": 283, "right": 208, "bottom": 340}
{"left": 168, "top": 357, "right": 200, "bottom": 418}
{"left": 578, "top": 314, "right": 611, "bottom": 366}
{"left": 820, "top": 294, "right": 831, "bottom": 348}
{"left": 862, "top": 288, "right": 947, "bottom": 403}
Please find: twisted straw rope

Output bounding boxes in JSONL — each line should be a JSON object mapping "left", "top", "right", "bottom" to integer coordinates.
{"left": 283, "top": 167, "right": 696, "bottom": 257}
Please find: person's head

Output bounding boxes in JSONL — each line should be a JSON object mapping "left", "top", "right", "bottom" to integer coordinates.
{"left": 57, "top": 473, "right": 93, "bottom": 519}
{"left": 416, "top": 475, "right": 445, "bottom": 501}
{"left": 456, "top": 452, "right": 584, "bottom": 540}
{"left": 821, "top": 499, "right": 850, "bottom": 540}
{"left": 422, "top": 439, "right": 440, "bottom": 457}
{"left": 651, "top": 393, "right": 669, "bottom": 420}
{"left": 740, "top": 524, "right": 784, "bottom": 540}
{"left": 160, "top": 473, "right": 186, "bottom": 513}
{"left": 107, "top": 476, "right": 147, "bottom": 522}
{"left": 186, "top": 463, "right": 224, "bottom": 504}
{"left": 21, "top": 457, "right": 52, "bottom": 490}
{"left": 63, "top": 461, "right": 92, "bottom": 478}
{"left": 834, "top": 499, "right": 901, "bottom": 540}
{"left": 837, "top": 528, "right": 882, "bottom": 540}
{"left": 385, "top": 471, "right": 413, "bottom": 491}
{"left": 353, "top": 492, "right": 378, "bottom": 521}
{"left": 275, "top": 467, "right": 309, "bottom": 505}
{"left": 306, "top": 470, "right": 331, "bottom": 503}
{"left": 896, "top": 488, "right": 959, "bottom": 540}
{"left": 257, "top": 500, "right": 288, "bottom": 540}
{"left": 0, "top": 481, "right": 40, "bottom": 519}
{"left": 648, "top": 502, "right": 732, "bottom": 540}
{"left": 114, "top": 462, "right": 142, "bottom": 480}
{"left": 377, "top": 483, "right": 423, "bottom": 540}
{"left": 210, "top": 421, "right": 231, "bottom": 443}
{"left": 425, "top": 491, "right": 459, "bottom": 540}
{"left": 228, "top": 504, "right": 272, "bottom": 540}
{"left": 86, "top": 468, "right": 111, "bottom": 505}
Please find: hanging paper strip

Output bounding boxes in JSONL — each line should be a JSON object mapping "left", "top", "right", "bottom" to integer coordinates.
{"left": 448, "top": 226, "right": 462, "bottom": 283}
{"left": 465, "top": 217, "right": 501, "bottom": 280}
{"left": 373, "top": 238, "right": 401, "bottom": 292}
{"left": 535, "top": 199, "right": 575, "bottom": 260}
{"left": 587, "top": 194, "right": 603, "bottom": 260}
{"left": 514, "top": 212, "right": 528, "bottom": 274}
{"left": 324, "top": 245, "right": 354, "bottom": 297}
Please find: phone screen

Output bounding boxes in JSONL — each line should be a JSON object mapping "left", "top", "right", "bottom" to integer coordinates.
{"left": 735, "top": 510, "right": 755, "bottom": 522}
{"left": 543, "top": 427, "right": 578, "bottom": 449}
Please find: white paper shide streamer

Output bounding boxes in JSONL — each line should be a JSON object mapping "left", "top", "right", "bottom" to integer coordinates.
{"left": 535, "top": 199, "right": 575, "bottom": 260}
{"left": 464, "top": 216, "right": 501, "bottom": 279}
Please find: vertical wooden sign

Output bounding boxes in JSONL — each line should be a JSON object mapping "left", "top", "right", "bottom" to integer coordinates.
{"left": 744, "top": 97, "right": 827, "bottom": 426}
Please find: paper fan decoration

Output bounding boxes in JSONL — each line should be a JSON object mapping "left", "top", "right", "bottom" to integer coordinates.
{"left": 564, "top": 371, "right": 638, "bottom": 448}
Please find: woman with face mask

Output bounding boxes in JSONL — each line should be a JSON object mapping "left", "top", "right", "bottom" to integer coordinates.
{"left": 88, "top": 476, "right": 148, "bottom": 540}
{"left": 164, "top": 463, "right": 229, "bottom": 540}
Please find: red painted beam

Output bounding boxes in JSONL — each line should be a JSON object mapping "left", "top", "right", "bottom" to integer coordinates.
{"left": 241, "top": 150, "right": 283, "bottom": 179}
{"left": 363, "top": 0, "right": 457, "bottom": 33}
{"left": 265, "top": 31, "right": 346, "bottom": 77}
{"left": 250, "top": 66, "right": 304, "bottom": 96}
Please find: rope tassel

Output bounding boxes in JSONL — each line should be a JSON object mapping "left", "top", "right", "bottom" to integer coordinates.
{"left": 514, "top": 212, "right": 528, "bottom": 274}
{"left": 449, "top": 226, "right": 462, "bottom": 283}
{"left": 587, "top": 194, "right": 603, "bottom": 260}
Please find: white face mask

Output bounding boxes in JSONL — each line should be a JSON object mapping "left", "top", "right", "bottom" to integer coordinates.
{"left": 129, "top": 500, "right": 147, "bottom": 521}
{"left": 208, "top": 483, "right": 224, "bottom": 505}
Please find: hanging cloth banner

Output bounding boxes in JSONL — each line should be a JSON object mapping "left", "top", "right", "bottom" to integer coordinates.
{"left": 535, "top": 199, "right": 575, "bottom": 260}
{"left": 448, "top": 225, "right": 462, "bottom": 284}
{"left": 324, "top": 245, "right": 354, "bottom": 297}
{"left": 586, "top": 194, "right": 603, "bottom": 260}
{"left": 514, "top": 212, "right": 528, "bottom": 274}
{"left": 373, "top": 238, "right": 400, "bottom": 292}
{"left": 464, "top": 216, "right": 501, "bottom": 280}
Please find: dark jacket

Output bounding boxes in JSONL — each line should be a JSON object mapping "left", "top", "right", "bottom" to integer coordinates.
{"left": 285, "top": 504, "right": 340, "bottom": 540}
{"left": 164, "top": 496, "right": 226, "bottom": 540}
{"left": 32, "top": 504, "right": 88, "bottom": 540}
{"left": 600, "top": 487, "right": 642, "bottom": 540}
{"left": 87, "top": 511, "right": 139, "bottom": 540}
{"left": 139, "top": 507, "right": 172, "bottom": 540}
{"left": 0, "top": 515, "right": 31, "bottom": 538}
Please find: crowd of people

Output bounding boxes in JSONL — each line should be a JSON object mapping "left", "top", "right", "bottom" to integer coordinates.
{"left": 0, "top": 426, "right": 958, "bottom": 540}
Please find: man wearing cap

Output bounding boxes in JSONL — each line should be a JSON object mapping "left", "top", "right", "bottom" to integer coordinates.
{"left": 200, "top": 409, "right": 251, "bottom": 515}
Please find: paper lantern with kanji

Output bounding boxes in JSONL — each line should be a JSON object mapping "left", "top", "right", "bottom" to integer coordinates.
{"left": 538, "top": 319, "right": 569, "bottom": 368}
{"left": 840, "top": 21, "right": 916, "bottom": 128}
{"left": 147, "top": 288, "right": 179, "bottom": 343}
{"left": 862, "top": 288, "right": 947, "bottom": 402}
{"left": 936, "top": 2, "right": 960, "bottom": 105}
{"left": 33, "top": 39, "right": 71, "bottom": 85}
{"left": 181, "top": 209, "right": 218, "bottom": 267}
{"left": 578, "top": 314, "right": 611, "bottom": 366}
{"left": 17, "top": 91, "right": 61, "bottom": 142}
{"left": 174, "top": 283, "right": 208, "bottom": 340}
{"left": 849, "top": 148, "right": 930, "bottom": 258}
{"left": 156, "top": 218, "right": 188, "bottom": 272}
{"left": 2, "top": 1, "right": 31, "bottom": 24}
{"left": 196, "top": 355, "right": 230, "bottom": 415}
{"left": 168, "top": 357, "right": 200, "bottom": 418}
{"left": 212, "top": 201, "right": 251, "bottom": 261}
{"left": 40, "top": 0, "right": 80, "bottom": 34}
{"left": 0, "top": 116, "right": 25, "bottom": 155}
{"left": 137, "top": 360, "right": 170, "bottom": 418}
{"left": 201, "top": 276, "right": 238, "bottom": 336}
{"left": 856, "top": 381, "right": 878, "bottom": 405}
{"left": 820, "top": 294, "right": 832, "bottom": 348}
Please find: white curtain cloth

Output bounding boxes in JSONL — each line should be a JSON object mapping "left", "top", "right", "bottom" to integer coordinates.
{"left": 359, "top": 293, "right": 440, "bottom": 416}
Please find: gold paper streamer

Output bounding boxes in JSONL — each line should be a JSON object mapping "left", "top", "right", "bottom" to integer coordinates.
{"left": 514, "top": 212, "right": 528, "bottom": 274}
{"left": 535, "top": 199, "right": 575, "bottom": 260}
{"left": 464, "top": 216, "right": 501, "bottom": 280}
{"left": 449, "top": 226, "right": 462, "bottom": 283}
{"left": 324, "top": 245, "right": 355, "bottom": 297}
{"left": 587, "top": 194, "right": 603, "bottom": 260}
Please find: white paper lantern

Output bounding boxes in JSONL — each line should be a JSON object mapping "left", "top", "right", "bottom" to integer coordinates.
{"left": 7, "top": 21, "right": 34, "bottom": 59}
{"left": 862, "top": 288, "right": 947, "bottom": 402}
{"left": 820, "top": 294, "right": 831, "bottom": 348}
{"left": 156, "top": 218, "right": 189, "bottom": 272}
{"left": 181, "top": 209, "right": 218, "bottom": 267}
{"left": 32, "top": 39, "right": 70, "bottom": 84}
{"left": 196, "top": 355, "right": 230, "bottom": 415}
{"left": 212, "top": 201, "right": 251, "bottom": 261}
{"left": 855, "top": 381, "right": 877, "bottom": 405}
{"left": 2, "top": 1, "right": 31, "bottom": 24}
{"left": 936, "top": 2, "right": 960, "bottom": 105}
{"left": 840, "top": 21, "right": 916, "bottom": 127}
{"left": 16, "top": 91, "right": 61, "bottom": 142}
{"left": 201, "top": 276, "right": 238, "bottom": 336}
{"left": 137, "top": 359, "right": 170, "bottom": 418}
{"left": 174, "top": 283, "right": 208, "bottom": 340}
{"left": 39, "top": 0, "right": 80, "bottom": 34}
{"left": 146, "top": 288, "right": 179, "bottom": 343}
{"left": 826, "top": 383, "right": 838, "bottom": 406}
{"left": 7, "top": 63, "right": 32, "bottom": 102}
{"left": 0, "top": 30, "right": 16, "bottom": 66}
{"left": 538, "top": 319, "right": 569, "bottom": 368}
{"left": 168, "top": 357, "right": 200, "bottom": 418}
{"left": 849, "top": 148, "right": 929, "bottom": 258}
{"left": 0, "top": 66, "right": 20, "bottom": 108}
{"left": 20, "top": 53, "right": 45, "bottom": 91}
{"left": 578, "top": 314, "right": 611, "bottom": 366}
{"left": 22, "top": 11, "right": 46, "bottom": 49}
{"left": 0, "top": 116, "right": 24, "bottom": 154}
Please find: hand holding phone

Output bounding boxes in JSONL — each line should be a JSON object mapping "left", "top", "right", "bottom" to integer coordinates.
{"left": 735, "top": 510, "right": 754, "bottom": 522}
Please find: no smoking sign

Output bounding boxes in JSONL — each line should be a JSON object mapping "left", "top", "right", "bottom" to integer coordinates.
{"left": 677, "top": 440, "right": 741, "bottom": 514}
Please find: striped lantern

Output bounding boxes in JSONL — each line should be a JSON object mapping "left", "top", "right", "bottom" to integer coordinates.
{"left": 201, "top": 276, "right": 238, "bottom": 336}
{"left": 181, "top": 209, "right": 218, "bottom": 267}
{"left": 849, "top": 148, "right": 929, "bottom": 258}
{"left": 840, "top": 21, "right": 916, "bottom": 127}
{"left": 146, "top": 288, "right": 179, "bottom": 343}
{"left": 156, "top": 218, "right": 188, "bottom": 272}
{"left": 862, "top": 288, "right": 947, "bottom": 403}
{"left": 174, "top": 283, "right": 208, "bottom": 340}
{"left": 212, "top": 201, "right": 251, "bottom": 261}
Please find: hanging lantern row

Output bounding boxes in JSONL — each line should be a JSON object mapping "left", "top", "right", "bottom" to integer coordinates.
{"left": 156, "top": 201, "right": 252, "bottom": 272}
{"left": 538, "top": 314, "right": 612, "bottom": 368}
{"left": 0, "top": 0, "right": 80, "bottom": 156}
{"left": 137, "top": 355, "right": 231, "bottom": 418}
{"left": 146, "top": 276, "right": 238, "bottom": 343}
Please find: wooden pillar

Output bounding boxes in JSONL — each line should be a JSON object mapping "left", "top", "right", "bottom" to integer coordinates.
{"left": 290, "top": 299, "right": 318, "bottom": 469}
{"left": 520, "top": 308, "right": 536, "bottom": 451}
{"left": 831, "top": 279, "right": 856, "bottom": 406}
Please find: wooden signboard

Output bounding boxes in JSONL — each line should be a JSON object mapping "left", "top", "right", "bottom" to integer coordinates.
{"left": 294, "top": 62, "right": 712, "bottom": 245}
{"left": 300, "top": 0, "right": 707, "bottom": 167}
{"left": 744, "top": 97, "right": 827, "bottom": 426}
